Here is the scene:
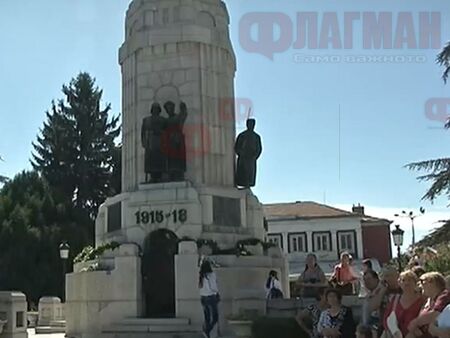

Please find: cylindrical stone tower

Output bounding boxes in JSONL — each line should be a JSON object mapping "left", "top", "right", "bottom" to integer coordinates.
{"left": 119, "top": 0, "right": 237, "bottom": 192}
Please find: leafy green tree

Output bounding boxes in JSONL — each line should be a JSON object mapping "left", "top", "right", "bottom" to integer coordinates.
{"left": 417, "top": 220, "right": 450, "bottom": 247}
{"left": 0, "top": 73, "right": 122, "bottom": 304}
{"left": 32, "top": 72, "right": 121, "bottom": 219}
{"left": 0, "top": 171, "right": 64, "bottom": 304}
{"left": 424, "top": 244, "right": 450, "bottom": 276}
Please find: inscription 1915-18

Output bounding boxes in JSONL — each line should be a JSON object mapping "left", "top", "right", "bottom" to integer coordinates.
{"left": 135, "top": 209, "right": 187, "bottom": 225}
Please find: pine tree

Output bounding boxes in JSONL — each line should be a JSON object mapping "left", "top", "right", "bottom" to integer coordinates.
{"left": 437, "top": 41, "right": 450, "bottom": 85}
{"left": 32, "top": 72, "right": 121, "bottom": 218}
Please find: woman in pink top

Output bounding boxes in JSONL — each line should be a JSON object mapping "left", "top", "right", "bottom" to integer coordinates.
{"left": 330, "top": 252, "right": 359, "bottom": 295}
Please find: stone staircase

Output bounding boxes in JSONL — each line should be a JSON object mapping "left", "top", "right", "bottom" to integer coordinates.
{"left": 35, "top": 319, "right": 66, "bottom": 334}
{"left": 102, "top": 318, "right": 204, "bottom": 338}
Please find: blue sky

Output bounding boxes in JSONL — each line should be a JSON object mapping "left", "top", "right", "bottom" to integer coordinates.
{"left": 1, "top": 0, "right": 450, "bottom": 248}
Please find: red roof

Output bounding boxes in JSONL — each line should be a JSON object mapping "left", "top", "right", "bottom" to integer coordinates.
{"left": 264, "top": 201, "right": 355, "bottom": 220}
{"left": 264, "top": 201, "right": 391, "bottom": 224}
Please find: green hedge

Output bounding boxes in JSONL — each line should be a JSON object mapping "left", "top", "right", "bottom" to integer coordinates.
{"left": 252, "top": 317, "right": 310, "bottom": 338}
{"left": 73, "top": 241, "right": 121, "bottom": 263}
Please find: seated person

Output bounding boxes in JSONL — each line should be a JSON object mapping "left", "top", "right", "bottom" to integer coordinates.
{"left": 383, "top": 270, "right": 424, "bottom": 338}
{"left": 265, "top": 270, "right": 283, "bottom": 299}
{"left": 296, "top": 287, "right": 328, "bottom": 338}
{"left": 362, "top": 269, "right": 384, "bottom": 335}
{"left": 330, "top": 252, "right": 359, "bottom": 295}
{"left": 356, "top": 324, "right": 374, "bottom": 338}
{"left": 297, "top": 253, "right": 327, "bottom": 298}
{"left": 429, "top": 304, "right": 450, "bottom": 338}
{"left": 359, "top": 259, "right": 374, "bottom": 298}
{"left": 318, "top": 288, "right": 356, "bottom": 338}
{"left": 406, "top": 272, "right": 450, "bottom": 338}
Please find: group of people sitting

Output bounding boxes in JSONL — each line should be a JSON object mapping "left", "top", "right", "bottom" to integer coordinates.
{"left": 294, "top": 253, "right": 450, "bottom": 338}
{"left": 295, "top": 252, "right": 360, "bottom": 299}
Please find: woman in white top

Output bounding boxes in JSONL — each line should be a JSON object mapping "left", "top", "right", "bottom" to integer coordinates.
{"left": 265, "top": 270, "right": 283, "bottom": 299}
{"left": 199, "top": 260, "right": 220, "bottom": 338}
{"left": 429, "top": 304, "right": 450, "bottom": 338}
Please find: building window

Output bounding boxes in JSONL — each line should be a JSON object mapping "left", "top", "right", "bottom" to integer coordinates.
{"left": 313, "top": 232, "right": 332, "bottom": 252}
{"left": 288, "top": 233, "right": 307, "bottom": 253}
{"left": 337, "top": 231, "right": 357, "bottom": 257}
{"left": 268, "top": 233, "right": 283, "bottom": 249}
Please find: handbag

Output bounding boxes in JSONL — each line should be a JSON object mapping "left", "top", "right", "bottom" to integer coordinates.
{"left": 269, "top": 279, "right": 284, "bottom": 299}
{"left": 206, "top": 277, "right": 221, "bottom": 303}
{"left": 386, "top": 295, "right": 402, "bottom": 338}
{"left": 269, "top": 288, "right": 284, "bottom": 299}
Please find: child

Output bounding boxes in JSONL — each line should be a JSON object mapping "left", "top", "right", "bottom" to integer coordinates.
{"left": 265, "top": 270, "right": 283, "bottom": 299}
{"left": 356, "top": 324, "right": 373, "bottom": 338}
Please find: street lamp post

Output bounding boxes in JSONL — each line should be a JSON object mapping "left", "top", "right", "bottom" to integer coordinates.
{"left": 394, "top": 207, "right": 425, "bottom": 247}
{"left": 392, "top": 225, "right": 405, "bottom": 272}
{"left": 59, "top": 242, "right": 70, "bottom": 303}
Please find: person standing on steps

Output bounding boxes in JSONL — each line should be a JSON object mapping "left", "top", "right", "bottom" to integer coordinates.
{"left": 199, "top": 260, "right": 220, "bottom": 338}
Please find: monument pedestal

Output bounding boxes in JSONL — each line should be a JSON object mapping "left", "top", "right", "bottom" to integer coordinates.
{"left": 66, "top": 242, "right": 289, "bottom": 338}
{"left": 66, "top": 0, "right": 289, "bottom": 336}
{"left": 95, "top": 181, "right": 265, "bottom": 249}
{"left": 66, "top": 182, "right": 287, "bottom": 338}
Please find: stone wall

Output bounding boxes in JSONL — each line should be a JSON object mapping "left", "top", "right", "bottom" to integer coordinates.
{"left": 175, "top": 242, "right": 289, "bottom": 336}
{"left": 95, "top": 182, "right": 266, "bottom": 249}
{"left": 0, "top": 291, "right": 27, "bottom": 338}
{"left": 65, "top": 244, "right": 142, "bottom": 338}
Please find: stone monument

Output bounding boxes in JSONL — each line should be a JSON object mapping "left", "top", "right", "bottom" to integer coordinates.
{"left": 66, "top": 1, "right": 289, "bottom": 337}
{"left": 235, "top": 119, "right": 262, "bottom": 188}
{"left": 0, "top": 292, "right": 28, "bottom": 338}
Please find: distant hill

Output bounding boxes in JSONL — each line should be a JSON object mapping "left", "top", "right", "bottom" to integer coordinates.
{"left": 417, "top": 220, "right": 450, "bottom": 247}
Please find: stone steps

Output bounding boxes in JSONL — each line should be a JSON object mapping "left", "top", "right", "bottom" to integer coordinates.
{"left": 49, "top": 320, "right": 66, "bottom": 327}
{"left": 35, "top": 326, "right": 66, "bottom": 334}
{"left": 102, "top": 317, "right": 203, "bottom": 338}
{"left": 119, "top": 318, "right": 190, "bottom": 326}
{"left": 102, "top": 333, "right": 204, "bottom": 338}
{"left": 104, "top": 324, "right": 199, "bottom": 333}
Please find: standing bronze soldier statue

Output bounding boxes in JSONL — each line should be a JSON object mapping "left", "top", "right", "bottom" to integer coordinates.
{"left": 141, "top": 103, "right": 167, "bottom": 183}
{"left": 163, "top": 101, "right": 188, "bottom": 181}
{"left": 235, "top": 118, "right": 262, "bottom": 188}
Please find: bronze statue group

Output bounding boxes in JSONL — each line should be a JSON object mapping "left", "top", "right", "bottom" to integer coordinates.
{"left": 141, "top": 101, "right": 188, "bottom": 183}
{"left": 141, "top": 101, "right": 262, "bottom": 188}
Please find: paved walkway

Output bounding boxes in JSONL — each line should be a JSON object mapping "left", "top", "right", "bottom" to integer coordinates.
{"left": 28, "top": 329, "right": 65, "bottom": 337}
